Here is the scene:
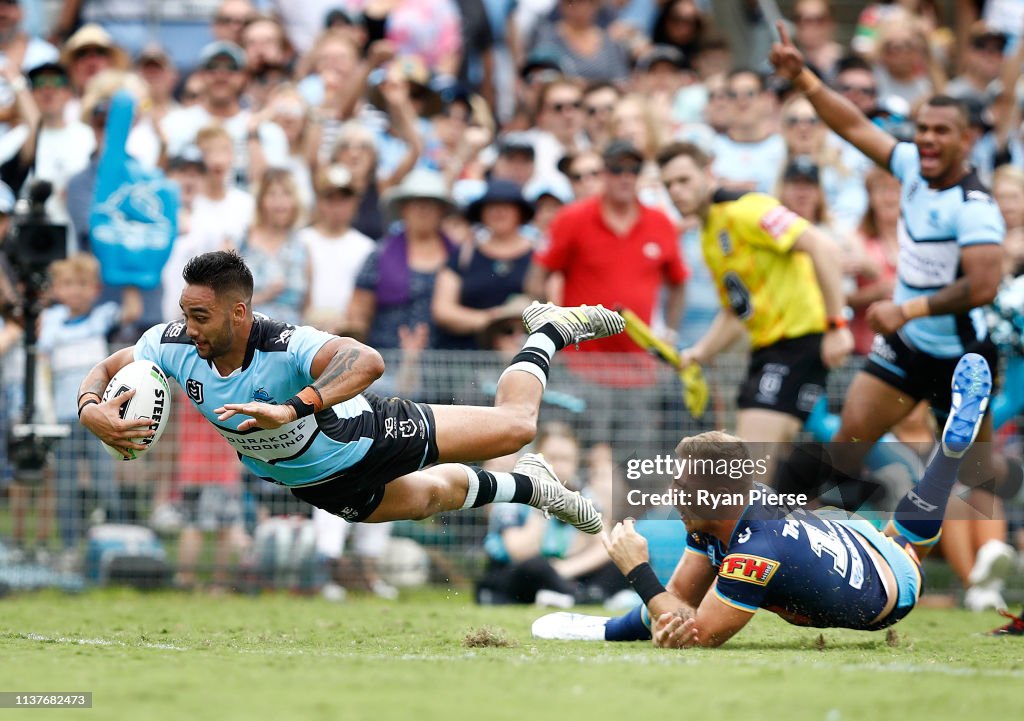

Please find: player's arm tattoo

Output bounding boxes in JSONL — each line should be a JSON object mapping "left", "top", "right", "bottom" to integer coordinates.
{"left": 311, "top": 347, "right": 361, "bottom": 393}
{"left": 308, "top": 341, "right": 385, "bottom": 406}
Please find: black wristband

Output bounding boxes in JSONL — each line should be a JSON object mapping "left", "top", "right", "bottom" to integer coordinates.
{"left": 283, "top": 396, "right": 315, "bottom": 419}
{"left": 626, "top": 562, "right": 667, "bottom": 606}
{"left": 77, "top": 398, "right": 100, "bottom": 418}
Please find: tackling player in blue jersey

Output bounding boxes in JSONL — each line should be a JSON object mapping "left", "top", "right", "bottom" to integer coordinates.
{"left": 768, "top": 24, "right": 1006, "bottom": 492}
{"left": 76, "top": 251, "right": 621, "bottom": 532}
{"left": 533, "top": 353, "right": 992, "bottom": 646}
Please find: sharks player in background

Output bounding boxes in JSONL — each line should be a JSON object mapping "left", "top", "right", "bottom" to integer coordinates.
{"left": 769, "top": 23, "right": 1006, "bottom": 496}
{"left": 76, "top": 250, "right": 620, "bottom": 532}
{"left": 533, "top": 354, "right": 993, "bottom": 646}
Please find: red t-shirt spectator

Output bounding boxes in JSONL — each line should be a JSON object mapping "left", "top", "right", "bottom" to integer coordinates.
{"left": 535, "top": 196, "right": 688, "bottom": 355}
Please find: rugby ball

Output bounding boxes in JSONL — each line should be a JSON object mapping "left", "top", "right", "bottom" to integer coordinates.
{"left": 101, "top": 360, "right": 172, "bottom": 461}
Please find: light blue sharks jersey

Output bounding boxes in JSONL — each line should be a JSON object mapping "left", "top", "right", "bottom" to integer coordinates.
{"left": 133, "top": 315, "right": 376, "bottom": 487}
{"left": 888, "top": 142, "right": 1005, "bottom": 357}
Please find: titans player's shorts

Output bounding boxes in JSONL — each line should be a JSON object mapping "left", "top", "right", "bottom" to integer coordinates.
{"left": 291, "top": 393, "right": 440, "bottom": 521}
{"left": 864, "top": 334, "right": 999, "bottom": 418}
{"left": 737, "top": 333, "right": 827, "bottom": 421}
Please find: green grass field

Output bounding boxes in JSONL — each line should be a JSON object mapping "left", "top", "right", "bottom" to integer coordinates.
{"left": 1, "top": 589, "right": 1020, "bottom": 721}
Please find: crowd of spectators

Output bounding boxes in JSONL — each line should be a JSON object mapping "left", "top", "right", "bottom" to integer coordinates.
{"left": 1, "top": 0, "right": 1024, "bottom": 604}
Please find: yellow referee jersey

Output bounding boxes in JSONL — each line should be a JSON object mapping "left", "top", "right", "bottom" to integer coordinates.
{"left": 702, "top": 191, "right": 827, "bottom": 350}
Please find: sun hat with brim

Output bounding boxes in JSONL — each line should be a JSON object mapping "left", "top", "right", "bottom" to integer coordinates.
{"left": 381, "top": 169, "right": 455, "bottom": 219}
{"left": 61, "top": 24, "right": 128, "bottom": 68}
{"left": 465, "top": 179, "right": 534, "bottom": 225}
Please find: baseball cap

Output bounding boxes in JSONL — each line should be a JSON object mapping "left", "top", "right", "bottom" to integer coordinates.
{"left": 324, "top": 7, "right": 355, "bottom": 27}
{"left": 602, "top": 139, "right": 644, "bottom": 164}
{"left": 167, "top": 144, "right": 206, "bottom": 172}
{"left": 637, "top": 45, "right": 690, "bottom": 73}
{"left": 497, "top": 132, "right": 535, "bottom": 158}
{"left": 26, "top": 61, "right": 68, "bottom": 81}
{"left": 199, "top": 41, "right": 246, "bottom": 71}
{"left": 521, "top": 47, "right": 563, "bottom": 80}
{"left": 783, "top": 156, "right": 820, "bottom": 184}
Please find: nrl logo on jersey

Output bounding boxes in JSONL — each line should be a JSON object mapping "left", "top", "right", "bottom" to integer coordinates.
{"left": 185, "top": 378, "right": 204, "bottom": 404}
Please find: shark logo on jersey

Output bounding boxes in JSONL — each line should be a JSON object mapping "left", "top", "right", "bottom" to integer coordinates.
{"left": 275, "top": 327, "right": 295, "bottom": 346}
{"left": 252, "top": 387, "right": 273, "bottom": 403}
{"left": 185, "top": 378, "right": 204, "bottom": 404}
{"left": 966, "top": 190, "right": 992, "bottom": 204}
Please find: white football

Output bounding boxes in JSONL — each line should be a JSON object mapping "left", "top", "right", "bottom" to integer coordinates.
{"left": 101, "top": 360, "right": 173, "bottom": 461}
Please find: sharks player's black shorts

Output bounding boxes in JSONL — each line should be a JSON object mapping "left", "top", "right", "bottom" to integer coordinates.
{"left": 290, "top": 393, "right": 440, "bottom": 521}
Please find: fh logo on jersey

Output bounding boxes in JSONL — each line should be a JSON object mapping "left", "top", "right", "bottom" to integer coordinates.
{"left": 720, "top": 554, "right": 779, "bottom": 586}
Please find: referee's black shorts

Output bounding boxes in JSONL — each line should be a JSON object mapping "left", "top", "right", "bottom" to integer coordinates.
{"left": 737, "top": 333, "right": 828, "bottom": 421}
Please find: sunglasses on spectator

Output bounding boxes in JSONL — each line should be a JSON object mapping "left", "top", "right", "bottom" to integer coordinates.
{"left": 215, "top": 14, "right": 249, "bottom": 26}
{"left": 837, "top": 83, "right": 877, "bottom": 97}
{"left": 784, "top": 116, "right": 819, "bottom": 128}
{"left": 727, "top": 89, "right": 759, "bottom": 100}
{"left": 606, "top": 162, "right": 642, "bottom": 176}
{"left": 796, "top": 14, "right": 828, "bottom": 25}
{"left": 547, "top": 100, "right": 582, "bottom": 113}
{"left": 0, "top": 0, "right": 19, "bottom": 6}
{"left": 971, "top": 39, "right": 1005, "bottom": 53}
{"left": 31, "top": 74, "right": 68, "bottom": 90}
{"left": 586, "top": 104, "right": 614, "bottom": 117}
{"left": 181, "top": 90, "right": 202, "bottom": 101}
{"left": 570, "top": 169, "right": 602, "bottom": 182}
{"left": 708, "top": 90, "right": 729, "bottom": 101}
{"left": 73, "top": 45, "right": 112, "bottom": 61}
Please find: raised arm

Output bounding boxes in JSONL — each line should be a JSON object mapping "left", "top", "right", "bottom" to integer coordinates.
{"left": 770, "top": 22, "right": 897, "bottom": 168}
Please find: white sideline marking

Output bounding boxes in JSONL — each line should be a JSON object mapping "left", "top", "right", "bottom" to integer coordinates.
{"left": 18, "top": 634, "right": 1024, "bottom": 679}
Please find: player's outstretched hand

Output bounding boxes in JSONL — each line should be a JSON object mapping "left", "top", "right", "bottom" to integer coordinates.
{"left": 865, "top": 300, "right": 907, "bottom": 336}
{"left": 601, "top": 518, "right": 650, "bottom": 574}
{"left": 653, "top": 611, "right": 699, "bottom": 649}
{"left": 80, "top": 388, "right": 155, "bottom": 454}
{"left": 216, "top": 401, "right": 296, "bottom": 431}
{"left": 768, "top": 21, "right": 805, "bottom": 81}
{"left": 821, "top": 326, "right": 854, "bottom": 369}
